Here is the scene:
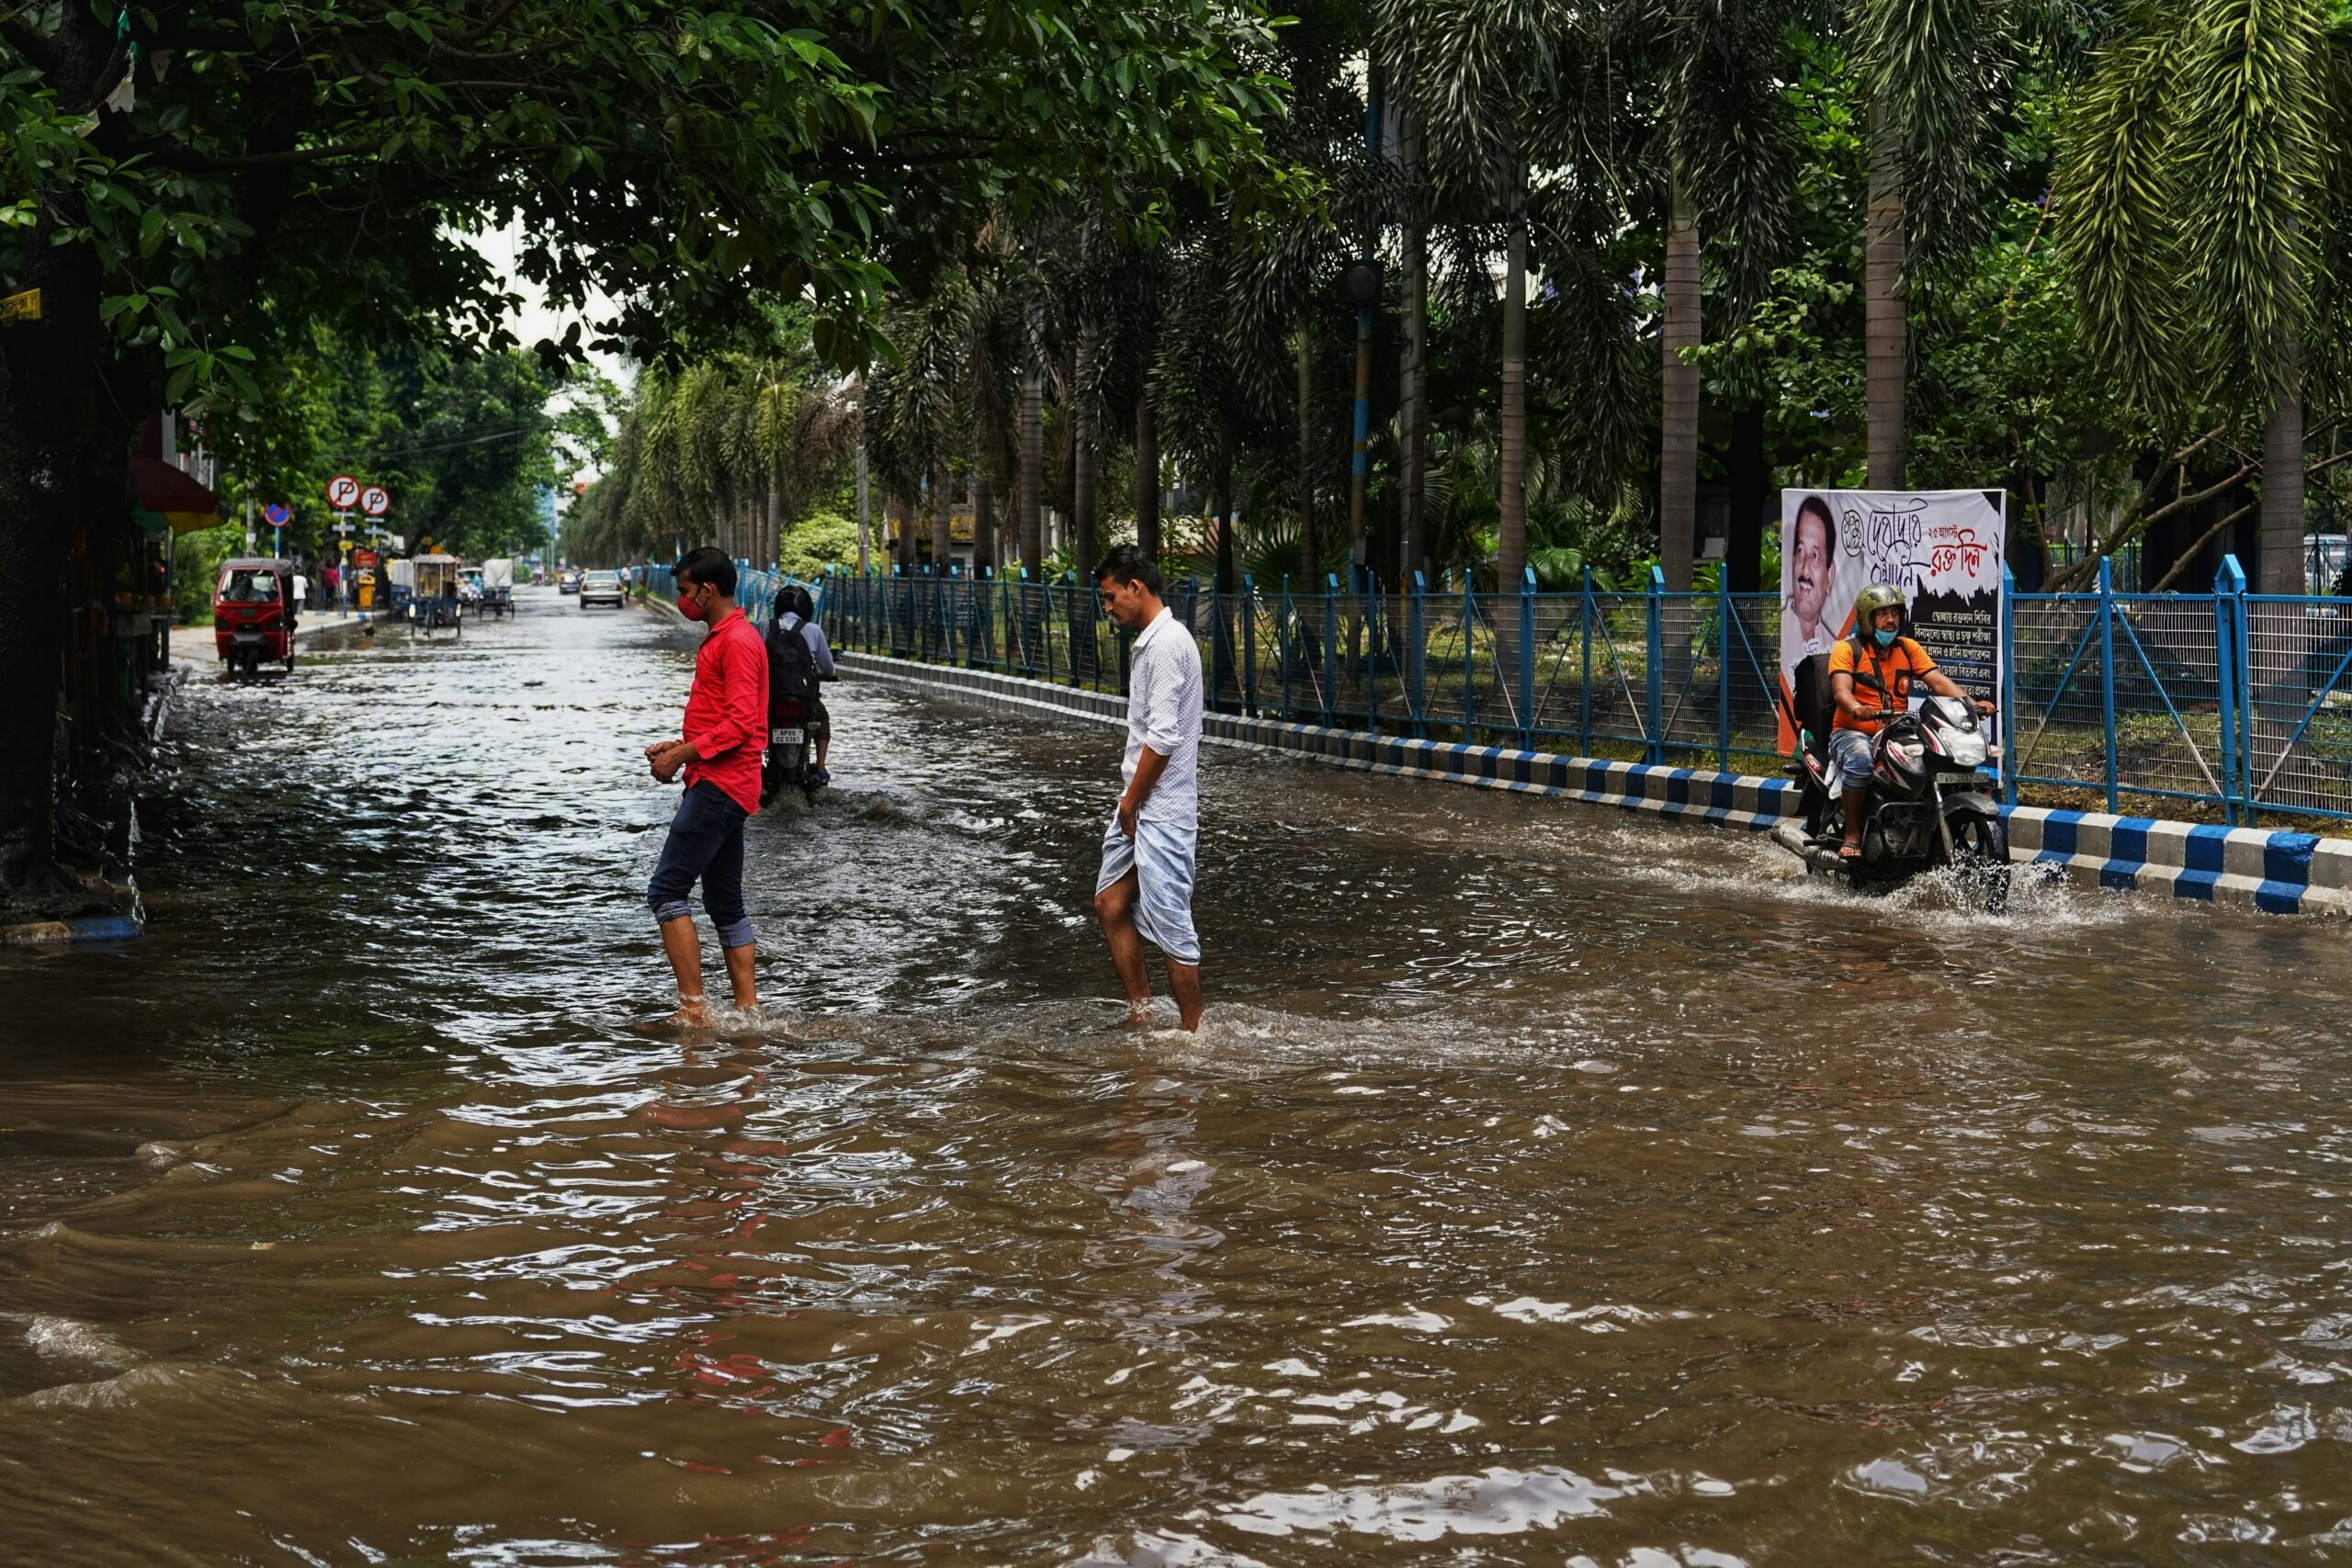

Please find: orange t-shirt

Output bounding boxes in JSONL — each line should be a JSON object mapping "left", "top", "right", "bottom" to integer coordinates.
{"left": 1827, "top": 635, "right": 1935, "bottom": 734}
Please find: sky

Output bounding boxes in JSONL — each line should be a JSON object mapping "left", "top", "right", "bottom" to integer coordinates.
{"left": 465, "top": 223, "right": 629, "bottom": 490}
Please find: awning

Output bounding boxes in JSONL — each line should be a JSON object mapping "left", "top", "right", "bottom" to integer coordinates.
{"left": 130, "top": 453, "right": 228, "bottom": 536}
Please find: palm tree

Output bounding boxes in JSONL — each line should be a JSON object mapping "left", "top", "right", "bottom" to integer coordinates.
{"left": 1849, "top": 0, "right": 2015, "bottom": 490}
{"left": 1645, "top": 0, "right": 1798, "bottom": 591}
{"left": 2059, "top": 0, "right": 2336, "bottom": 593}
{"left": 1379, "top": 0, "right": 1606, "bottom": 597}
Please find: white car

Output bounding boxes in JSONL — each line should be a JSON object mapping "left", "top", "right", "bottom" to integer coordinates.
{"left": 578, "top": 570, "right": 626, "bottom": 609}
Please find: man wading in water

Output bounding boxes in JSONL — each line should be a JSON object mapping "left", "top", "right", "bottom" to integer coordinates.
{"left": 1091, "top": 546, "right": 1205, "bottom": 1030}
{"left": 642, "top": 546, "right": 769, "bottom": 1027}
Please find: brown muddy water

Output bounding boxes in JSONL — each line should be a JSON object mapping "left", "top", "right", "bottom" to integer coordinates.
{"left": 3, "top": 587, "right": 2349, "bottom": 1567}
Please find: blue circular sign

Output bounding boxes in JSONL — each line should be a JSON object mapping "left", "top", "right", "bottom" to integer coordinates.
{"left": 264, "top": 503, "right": 290, "bottom": 527}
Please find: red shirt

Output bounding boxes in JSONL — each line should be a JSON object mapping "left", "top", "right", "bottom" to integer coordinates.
{"left": 683, "top": 608, "right": 769, "bottom": 813}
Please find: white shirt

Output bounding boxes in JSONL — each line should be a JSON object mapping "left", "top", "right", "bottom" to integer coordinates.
{"left": 1123, "top": 606, "right": 1202, "bottom": 827}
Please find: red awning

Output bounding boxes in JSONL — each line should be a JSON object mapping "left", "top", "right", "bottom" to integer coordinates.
{"left": 130, "top": 453, "right": 227, "bottom": 536}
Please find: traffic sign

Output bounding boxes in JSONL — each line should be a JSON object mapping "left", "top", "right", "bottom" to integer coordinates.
{"left": 326, "top": 474, "right": 360, "bottom": 510}
{"left": 263, "top": 502, "right": 290, "bottom": 528}
{"left": 359, "top": 484, "right": 390, "bottom": 518}
{"left": 355, "top": 548, "right": 379, "bottom": 569}
{"left": 332, "top": 517, "right": 355, "bottom": 536}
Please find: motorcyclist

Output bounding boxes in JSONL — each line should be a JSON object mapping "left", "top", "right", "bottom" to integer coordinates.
{"left": 775, "top": 584, "right": 836, "bottom": 784}
{"left": 1827, "top": 583, "right": 1995, "bottom": 861}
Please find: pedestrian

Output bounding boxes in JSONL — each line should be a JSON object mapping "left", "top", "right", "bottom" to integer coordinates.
{"left": 641, "top": 545, "right": 769, "bottom": 1027}
{"left": 1091, "top": 545, "right": 1204, "bottom": 1031}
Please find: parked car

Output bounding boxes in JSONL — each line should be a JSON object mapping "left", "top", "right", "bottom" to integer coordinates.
{"left": 578, "top": 570, "right": 627, "bottom": 609}
{"left": 559, "top": 567, "right": 582, "bottom": 595}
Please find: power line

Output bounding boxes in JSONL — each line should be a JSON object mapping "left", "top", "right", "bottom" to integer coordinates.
{"left": 328, "top": 425, "right": 541, "bottom": 462}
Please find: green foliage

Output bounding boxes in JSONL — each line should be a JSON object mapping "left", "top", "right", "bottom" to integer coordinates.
{"left": 2058, "top": 0, "right": 2337, "bottom": 426}
{"left": 207, "top": 326, "right": 573, "bottom": 566}
{"left": 170, "top": 525, "right": 242, "bottom": 625}
{"left": 2, "top": 0, "right": 1301, "bottom": 416}
{"left": 776, "top": 510, "right": 859, "bottom": 579}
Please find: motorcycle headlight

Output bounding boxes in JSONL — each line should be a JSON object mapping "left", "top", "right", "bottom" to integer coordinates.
{"left": 1947, "top": 733, "right": 1988, "bottom": 767}
{"left": 1893, "top": 741, "right": 1924, "bottom": 768}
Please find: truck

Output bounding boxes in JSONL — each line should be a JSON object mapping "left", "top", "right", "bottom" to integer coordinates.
{"left": 480, "top": 558, "right": 515, "bottom": 619}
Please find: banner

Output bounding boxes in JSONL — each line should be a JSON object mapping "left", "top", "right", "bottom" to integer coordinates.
{"left": 1778, "top": 489, "right": 2004, "bottom": 751}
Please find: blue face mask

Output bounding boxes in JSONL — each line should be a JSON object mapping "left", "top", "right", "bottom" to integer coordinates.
{"left": 1872, "top": 627, "right": 1899, "bottom": 649}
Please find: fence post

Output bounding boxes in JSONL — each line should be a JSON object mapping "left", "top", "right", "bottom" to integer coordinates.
{"left": 2098, "top": 557, "right": 2118, "bottom": 814}
{"left": 1368, "top": 575, "right": 1384, "bottom": 736}
{"left": 2000, "top": 563, "right": 2018, "bottom": 808}
{"left": 1580, "top": 564, "right": 1594, "bottom": 758}
{"left": 1517, "top": 566, "right": 1537, "bottom": 750}
{"left": 1463, "top": 570, "right": 1476, "bottom": 737}
{"left": 1242, "top": 575, "right": 1259, "bottom": 716}
{"left": 1645, "top": 564, "right": 1666, "bottom": 766}
{"left": 1280, "top": 576, "right": 1295, "bottom": 722}
{"left": 1210, "top": 578, "right": 1228, "bottom": 712}
{"left": 2214, "top": 554, "right": 2246, "bottom": 825}
{"left": 1408, "top": 571, "right": 1428, "bottom": 739}
{"left": 1715, "top": 566, "right": 1732, "bottom": 773}
{"left": 1322, "top": 573, "right": 1340, "bottom": 728}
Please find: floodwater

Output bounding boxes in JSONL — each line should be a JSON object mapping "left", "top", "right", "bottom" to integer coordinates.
{"left": 5, "top": 588, "right": 2350, "bottom": 1567}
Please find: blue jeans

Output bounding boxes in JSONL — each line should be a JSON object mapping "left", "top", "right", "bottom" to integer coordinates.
{"left": 647, "top": 782, "right": 754, "bottom": 949}
{"left": 1829, "top": 727, "right": 1877, "bottom": 788}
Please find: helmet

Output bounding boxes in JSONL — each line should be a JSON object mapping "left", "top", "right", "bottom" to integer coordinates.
{"left": 1854, "top": 582, "right": 1904, "bottom": 622}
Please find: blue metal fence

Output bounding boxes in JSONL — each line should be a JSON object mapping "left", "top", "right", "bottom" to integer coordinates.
{"left": 804, "top": 557, "right": 2352, "bottom": 827}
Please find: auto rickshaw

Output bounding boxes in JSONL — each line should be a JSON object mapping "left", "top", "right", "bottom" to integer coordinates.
{"left": 213, "top": 557, "right": 298, "bottom": 678}
{"left": 410, "top": 553, "right": 464, "bottom": 637}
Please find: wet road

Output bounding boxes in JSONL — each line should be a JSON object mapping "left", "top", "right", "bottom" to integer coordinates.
{"left": 5, "top": 587, "right": 2351, "bottom": 1566}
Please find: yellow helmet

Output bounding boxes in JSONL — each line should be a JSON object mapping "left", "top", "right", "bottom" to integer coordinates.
{"left": 1854, "top": 582, "right": 1904, "bottom": 621}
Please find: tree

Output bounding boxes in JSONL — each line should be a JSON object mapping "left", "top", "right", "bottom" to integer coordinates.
{"left": 1643, "top": 0, "right": 1798, "bottom": 591}
{"left": 0, "top": 0, "right": 1296, "bottom": 893}
{"left": 2058, "top": 0, "right": 2342, "bottom": 592}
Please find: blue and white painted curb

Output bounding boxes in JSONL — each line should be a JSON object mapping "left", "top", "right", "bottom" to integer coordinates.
{"left": 839, "top": 652, "right": 2352, "bottom": 917}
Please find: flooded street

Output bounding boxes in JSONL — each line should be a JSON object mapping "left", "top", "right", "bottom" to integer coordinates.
{"left": 6, "top": 586, "right": 2352, "bottom": 1566}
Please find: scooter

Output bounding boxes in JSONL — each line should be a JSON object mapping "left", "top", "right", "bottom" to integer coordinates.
{"left": 1770, "top": 694, "right": 2010, "bottom": 911}
{"left": 762, "top": 697, "right": 827, "bottom": 809}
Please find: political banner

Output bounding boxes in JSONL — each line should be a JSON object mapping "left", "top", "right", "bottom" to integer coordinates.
{"left": 1778, "top": 488, "right": 2004, "bottom": 752}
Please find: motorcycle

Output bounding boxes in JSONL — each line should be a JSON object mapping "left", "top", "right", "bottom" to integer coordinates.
{"left": 762, "top": 697, "right": 828, "bottom": 808}
{"left": 1770, "top": 694, "right": 2010, "bottom": 910}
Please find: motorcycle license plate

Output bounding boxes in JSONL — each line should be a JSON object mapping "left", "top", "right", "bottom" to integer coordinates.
{"left": 770, "top": 727, "right": 804, "bottom": 746}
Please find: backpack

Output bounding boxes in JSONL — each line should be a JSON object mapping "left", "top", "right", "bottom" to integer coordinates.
{"left": 766, "top": 615, "right": 820, "bottom": 712}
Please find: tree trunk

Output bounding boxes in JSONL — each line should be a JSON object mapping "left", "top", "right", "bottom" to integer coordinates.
{"left": 1017, "top": 352, "right": 1044, "bottom": 574}
{"left": 2259, "top": 347, "right": 2305, "bottom": 595}
{"left": 973, "top": 470, "right": 996, "bottom": 574}
{"left": 0, "top": 237, "right": 102, "bottom": 892}
{"left": 1073, "top": 326, "right": 1100, "bottom": 576}
{"left": 892, "top": 493, "right": 915, "bottom": 571}
{"left": 1865, "top": 106, "right": 1906, "bottom": 490}
{"left": 1400, "top": 216, "right": 1429, "bottom": 585}
{"left": 1215, "top": 447, "right": 1237, "bottom": 592}
{"left": 930, "top": 460, "right": 953, "bottom": 570}
{"left": 764, "top": 481, "right": 780, "bottom": 574}
{"left": 1135, "top": 389, "right": 1160, "bottom": 562}
{"left": 1726, "top": 402, "right": 1768, "bottom": 594}
{"left": 1660, "top": 174, "right": 1701, "bottom": 592}
{"left": 854, "top": 433, "right": 871, "bottom": 574}
{"left": 1296, "top": 327, "right": 1317, "bottom": 587}
{"left": 1498, "top": 203, "right": 1530, "bottom": 592}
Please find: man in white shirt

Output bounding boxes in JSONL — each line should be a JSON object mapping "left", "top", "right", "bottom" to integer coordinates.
{"left": 1091, "top": 545, "right": 1204, "bottom": 1030}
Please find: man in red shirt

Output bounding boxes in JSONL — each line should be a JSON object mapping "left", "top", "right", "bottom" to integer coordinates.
{"left": 642, "top": 546, "right": 770, "bottom": 1026}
